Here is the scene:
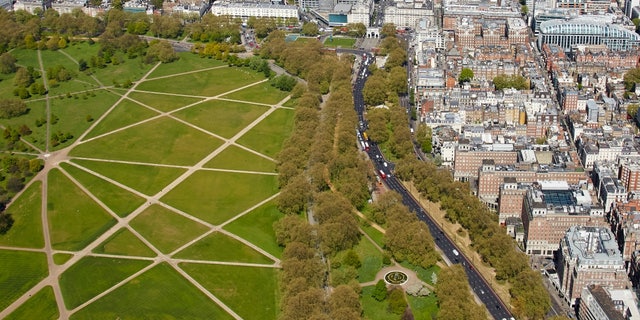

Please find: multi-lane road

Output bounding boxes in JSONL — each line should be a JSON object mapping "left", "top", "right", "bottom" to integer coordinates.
{"left": 347, "top": 49, "right": 515, "bottom": 320}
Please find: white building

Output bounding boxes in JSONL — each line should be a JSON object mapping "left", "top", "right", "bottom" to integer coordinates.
{"left": 383, "top": 0, "right": 434, "bottom": 29}
{"left": 211, "top": 1, "right": 299, "bottom": 20}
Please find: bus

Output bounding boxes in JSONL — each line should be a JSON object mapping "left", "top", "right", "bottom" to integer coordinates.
{"left": 362, "top": 132, "right": 369, "bottom": 141}
{"left": 379, "top": 170, "right": 387, "bottom": 179}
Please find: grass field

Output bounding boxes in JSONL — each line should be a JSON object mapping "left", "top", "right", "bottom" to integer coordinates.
{"left": 204, "top": 144, "right": 276, "bottom": 173}
{"left": 60, "top": 256, "right": 152, "bottom": 309}
{"left": 407, "top": 294, "right": 439, "bottom": 320}
{"left": 1, "top": 100, "right": 48, "bottom": 150}
{"left": 323, "top": 37, "right": 356, "bottom": 48}
{"left": 137, "top": 66, "right": 264, "bottom": 97}
{"left": 89, "top": 56, "right": 152, "bottom": 87}
{"left": 148, "top": 52, "right": 226, "bottom": 78}
{"left": 71, "top": 159, "right": 186, "bottom": 196}
{"left": 161, "top": 170, "right": 278, "bottom": 225}
{"left": 237, "top": 108, "right": 294, "bottom": 158}
{"left": 69, "top": 263, "right": 234, "bottom": 320}
{"left": 0, "top": 181, "right": 43, "bottom": 248}
{"left": 181, "top": 263, "right": 280, "bottom": 320}
{"left": 127, "top": 91, "right": 204, "bottom": 112}
{"left": 93, "top": 227, "right": 156, "bottom": 257}
{"left": 38, "top": 49, "right": 100, "bottom": 96}
{"left": 172, "top": 99, "right": 268, "bottom": 138}
{"left": 60, "top": 162, "right": 145, "bottom": 217}
{"left": 83, "top": 99, "right": 159, "bottom": 140}
{"left": 400, "top": 261, "right": 440, "bottom": 285}
{"left": 360, "top": 285, "right": 398, "bottom": 320}
{"left": 53, "top": 253, "right": 73, "bottom": 265}
{"left": 354, "top": 236, "right": 385, "bottom": 282}
{"left": 174, "top": 232, "right": 273, "bottom": 264}
{"left": 48, "top": 89, "right": 120, "bottom": 149}
{"left": 47, "top": 169, "right": 116, "bottom": 251}
{"left": 360, "top": 220, "right": 386, "bottom": 248}
{"left": 223, "top": 201, "right": 284, "bottom": 258}
{"left": 130, "top": 204, "right": 209, "bottom": 253}
{"left": 4, "top": 285, "right": 58, "bottom": 320}
{"left": 59, "top": 42, "right": 101, "bottom": 68}
{"left": 221, "top": 81, "right": 289, "bottom": 105}
{"left": 70, "top": 117, "right": 223, "bottom": 165}
{"left": 0, "top": 250, "right": 48, "bottom": 310}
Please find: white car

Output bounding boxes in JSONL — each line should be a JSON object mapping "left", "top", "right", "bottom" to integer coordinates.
{"left": 452, "top": 249, "right": 459, "bottom": 256}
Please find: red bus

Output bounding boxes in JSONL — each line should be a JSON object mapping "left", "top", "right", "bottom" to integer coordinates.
{"left": 379, "top": 170, "right": 387, "bottom": 179}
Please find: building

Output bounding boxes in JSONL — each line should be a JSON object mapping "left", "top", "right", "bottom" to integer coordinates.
{"left": 578, "top": 285, "right": 640, "bottom": 320}
{"left": 498, "top": 178, "right": 529, "bottom": 224}
{"left": 453, "top": 150, "right": 518, "bottom": 181}
{"left": 523, "top": 181, "right": 605, "bottom": 257}
{"left": 557, "top": 226, "right": 628, "bottom": 306}
{"left": 210, "top": 1, "right": 299, "bottom": 19}
{"left": 538, "top": 17, "right": 640, "bottom": 52}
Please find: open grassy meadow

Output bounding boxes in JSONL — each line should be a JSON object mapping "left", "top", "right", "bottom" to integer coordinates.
{"left": 0, "top": 47, "right": 295, "bottom": 319}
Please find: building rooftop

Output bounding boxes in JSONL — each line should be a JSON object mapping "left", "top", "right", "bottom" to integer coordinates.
{"left": 565, "top": 226, "right": 623, "bottom": 264}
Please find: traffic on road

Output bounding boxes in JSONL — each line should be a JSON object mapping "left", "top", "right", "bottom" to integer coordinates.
{"left": 347, "top": 48, "right": 515, "bottom": 320}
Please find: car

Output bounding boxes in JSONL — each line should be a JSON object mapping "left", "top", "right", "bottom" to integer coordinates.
{"left": 452, "top": 249, "right": 459, "bottom": 256}
{"left": 383, "top": 161, "right": 388, "bottom": 167}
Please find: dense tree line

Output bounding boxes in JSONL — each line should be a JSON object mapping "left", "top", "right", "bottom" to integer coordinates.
{"left": 0, "top": 153, "right": 43, "bottom": 234}
{"left": 493, "top": 74, "right": 530, "bottom": 90}
{"left": 269, "top": 31, "right": 368, "bottom": 319}
{"left": 394, "top": 158, "right": 550, "bottom": 319}
{"left": 435, "top": 265, "right": 488, "bottom": 320}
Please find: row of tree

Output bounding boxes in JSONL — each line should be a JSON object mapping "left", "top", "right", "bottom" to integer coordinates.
{"left": 269, "top": 31, "right": 368, "bottom": 319}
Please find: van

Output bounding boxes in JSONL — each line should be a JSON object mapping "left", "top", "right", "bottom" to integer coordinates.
{"left": 452, "top": 249, "right": 459, "bottom": 256}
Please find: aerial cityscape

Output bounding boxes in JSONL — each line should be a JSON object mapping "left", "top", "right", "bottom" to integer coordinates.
{"left": 0, "top": 0, "right": 638, "bottom": 317}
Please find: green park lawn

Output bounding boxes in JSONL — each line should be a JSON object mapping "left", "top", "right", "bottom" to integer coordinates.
{"left": 323, "top": 37, "right": 356, "bottom": 48}
{"left": 237, "top": 108, "right": 294, "bottom": 158}
{"left": 360, "top": 285, "right": 399, "bottom": 320}
{"left": 204, "top": 144, "right": 276, "bottom": 173}
{"left": 59, "top": 41, "right": 101, "bottom": 66}
{"left": 38, "top": 49, "right": 100, "bottom": 95}
{"left": 172, "top": 99, "right": 268, "bottom": 138}
{"left": 69, "top": 117, "right": 223, "bottom": 166}
{"left": 127, "top": 91, "right": 204, "bottom": 112}
{"left": 69, "top": 263, "right": 234, "bottom": 320}
{"left": 0, "top": 250, "right": 48, "bottom": 310}
{"left": 47, "top": 169, "right": 116, "bottom": 251}
{"left": 130, "top": 204, "right": 209, "bottom": 254}
{"left": 355, "top": 236, "right": 385, "bottom": 282}
{"left": 137, "top": 66, "right": 264, "bottom": 97}
{"left": 174, "top": 232, "right": 273, "bottom": 264}
{"left": 221, "top": 81, "right": 289, "bottom": 105}
{"left": 83, "top": 99, "right": 159, "bottom": 140}
{"left": 59, "top": 256, "right": 152, "bottom": 309}
{"left": 148, "top": 52, "right": 226, "bottom": 78}
{"left": 48, "top": 89, "right": 120, "bottom": 149}
{"left": 400, "top": 261, "right": 440, "bottom": 285}
{"left": 359, "top": 218, "right": 385, "bottom": 248}
{"left": 161, "top": 170, "right": 279, "bottom": 225}
{"left": 181, "top": 263, "right": 280, "bottom": 320}
{"left": 0, "top": 181, "right": 43, "bottom": 248}
{"left": 407, "top": 294, "right": 439, "bottom": 320}
{"left": 70, "top": 159, "right": 186, "bottom": 196}
{"left": 88, "top": 55, "right": 152, "bottom": 87}
{"left": 223, "top": 201, "right": 284, "bottom": 258}
{"left": 93, "top": 227, "right": 156, "bottom": 258}
{"left": 60, "top": 162, "right": 146, "bottom": 217}
{"left": 0, "top": 100, "right": 47, "bottom": 150}
{"left": 53, "top": 253, "right": 73, "bottom": 265}
{"left": 12, "top": 48, "right": 40, "bottom": 70}
{"left": 4, "top": 285, "right": 58, "bottom": 320}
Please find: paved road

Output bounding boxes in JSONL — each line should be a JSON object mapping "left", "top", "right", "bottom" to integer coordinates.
{"left": 344, "top": 48, "right": 515, "bottom": 320}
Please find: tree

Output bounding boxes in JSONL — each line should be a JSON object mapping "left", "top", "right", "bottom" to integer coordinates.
{"left": 301, "top": 22, "right": 319, "bottom": 36}
{"left": 343, "top": 249, "right": 361, "bottom": 268}
{"left": 624, "top": 68, "right": 640, "bottom": 92}
{"left": 0, "top": 212, "right": 13, "bottom": 234}
{"left": 362, "top": 74, "right": 387, "bottom": 106}
{"left": 0, "top": 53, "right": 16, "bottom": 74}
{"left": 151, "top": 0, "right": 163, "bottom": 10}
{"left": 628, "top": 104, "right": 639, "bottom": 119}
{"left": 14, "top": 67, "right": 33, "bottom": 88}
{"left": 380, "top": 23, "right": 397, "bottom": 38}
{"left": 458, "top": 68, "right": 473, "bottom": 85}
{"left": 387, "top": 287, "right": 407, "bottom": 314}
{"left": 372, "top": 279, "right": 388, "bottom": 301}
{"left": 0, "top": 99, "right": 28, "bottom": 119}
{"left": 521, "top": 5, "right": 528, "bottom": 15}
{"left": 388, "top": 66, "right": 408, "bottom": 94}
{"left": 145, "top": 40, "right": 178, "bottom": 63}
